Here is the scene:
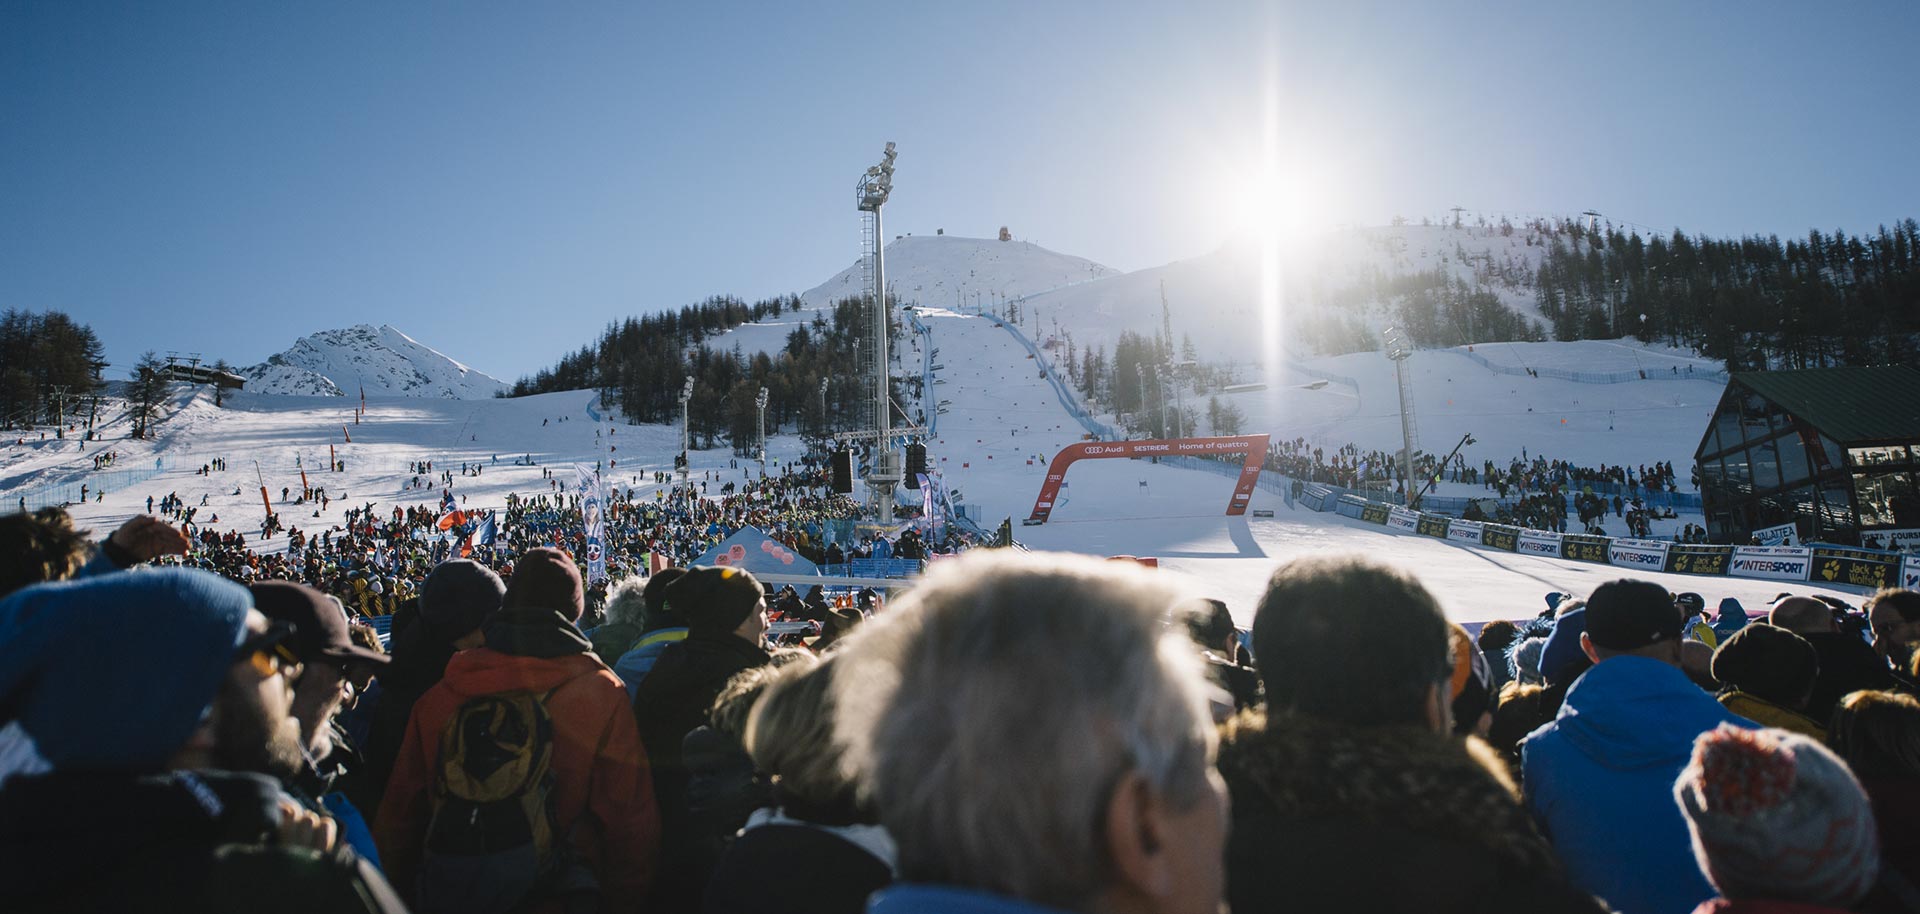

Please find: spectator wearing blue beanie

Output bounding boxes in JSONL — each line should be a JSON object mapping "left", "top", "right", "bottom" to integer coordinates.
{"left": 0, "top": 567, "right": 252, "bottom": 771}
{"left": 0, "top": 567, "right": 409, "bottom": 913}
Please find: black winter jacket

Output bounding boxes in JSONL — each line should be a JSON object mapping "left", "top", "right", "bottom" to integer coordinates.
{"left": 0, "top": 769, "right": 406, "bottom": 914}
{"left": 1217, "top": 711, "right": 1607, "bottom": 914}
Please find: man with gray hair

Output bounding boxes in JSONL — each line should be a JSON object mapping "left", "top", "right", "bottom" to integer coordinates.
{"left": 833, "top": 550, "right": 1227, "bottom": 914}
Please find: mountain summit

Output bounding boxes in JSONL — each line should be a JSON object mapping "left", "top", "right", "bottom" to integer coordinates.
{"left": 241, "top": 324, "right": 507, "bottom": 399}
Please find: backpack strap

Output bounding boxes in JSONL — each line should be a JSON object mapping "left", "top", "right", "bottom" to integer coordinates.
{"left": 627, "top": 628, "right": 686, "bottom": 655}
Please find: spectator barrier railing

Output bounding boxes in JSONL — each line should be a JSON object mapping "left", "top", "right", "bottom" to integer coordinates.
{"left": 7, "top": 457, "right": 173, "bottom": 514}
{"left": 1454, "top": 347, "right": 1729, "bottom": 385}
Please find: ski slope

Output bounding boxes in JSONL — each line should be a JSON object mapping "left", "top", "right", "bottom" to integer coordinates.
{"left": 8, "top": 313, "right": 1858, "bottom": 627}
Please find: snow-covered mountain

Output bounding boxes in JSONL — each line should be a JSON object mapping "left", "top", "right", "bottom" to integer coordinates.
{"left": 769, "top": 224, "right": 1564, "bottom": 366}
{"left": 798, "top": 235, "right": 1121, "bottom": 311}
{"left": 241, "top": 324, "right": 507, "bottom": 399}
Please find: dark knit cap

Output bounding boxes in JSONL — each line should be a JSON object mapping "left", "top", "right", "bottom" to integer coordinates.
{"left": 1711, "top": 624, "right": 1819, "bottom": 707}
{"left": 670, "top": 565, "right": 764, "bottom": 636}
{"left": 503, "top": 547, "right": 585, "bottom": 622}
{"left": 0, "top": 568, "right": 251, "bottom": 771}
{"left": 642, "top": 566, "right": 688, "bottom": 627}
{"left": 1540, "top": 608, "right": 1590, "bottom": 685}
{"left": 1586, "top": 579, "right": 1682, "bottom": 651}
{"left": 419, "top": 559, "right": 507, "bottom": 638}
{"left": 251, "top": 580, "right": 389, "bottom": 668}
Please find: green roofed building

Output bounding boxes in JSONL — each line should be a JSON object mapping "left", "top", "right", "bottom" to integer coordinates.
{"left": 1696, "top": 366, "right": 1920, "bottom": 547}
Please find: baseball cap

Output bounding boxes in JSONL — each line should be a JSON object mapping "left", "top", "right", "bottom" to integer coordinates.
{"left": 1586, "top": 579, "right": 1683, "bottom": 651}
{"left": 251, "top": 580, "right": 390, "bottom": 668}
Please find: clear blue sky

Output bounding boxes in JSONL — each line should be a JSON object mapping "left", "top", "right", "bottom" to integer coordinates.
{"left": 5, "top": 0, "right": 1916, "bottom": 381}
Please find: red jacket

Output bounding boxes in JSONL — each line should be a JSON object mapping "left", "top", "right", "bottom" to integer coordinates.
{"left": 374, "top": 647, "right": 659, "bottom": 913}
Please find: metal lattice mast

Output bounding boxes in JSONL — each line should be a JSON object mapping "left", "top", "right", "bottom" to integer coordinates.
{"left": 1384, "top": 327, "right": 1421, "bottom": 504}
{"left": 855, "top": 142, "right": 898, "bottom": 515}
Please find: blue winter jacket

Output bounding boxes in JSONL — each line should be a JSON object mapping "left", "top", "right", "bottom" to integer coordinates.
{"left": 1711, "top": 598, "right": 1751, "bottom": 643}
{"left": 611, "top": 626, "right": 688, "bottom": 700}
{"left": 1521, "top": 655, "right": 1754, "bottom": 914}
{"left": 868, "top": 884, "right": 1074, "bottom": 914}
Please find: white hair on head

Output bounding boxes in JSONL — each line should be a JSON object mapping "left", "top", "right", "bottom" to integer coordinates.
{"left": 831, "top": 550, "right": 1215, "bottom": 908}
{"left": 602, "top": 574, "right": 649, "bottom": 627}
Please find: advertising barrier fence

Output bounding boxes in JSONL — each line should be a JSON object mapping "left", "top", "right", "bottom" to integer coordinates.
{"left": 1445, "top": 518, "right": 1484, "bottom": 544}
{"left": 1809, "top": 545, "right": 1900, "bottom": 589}
{"left": 1321, "top": 492, "right": 1904, "bottom": 589}
{"left": 1665, "top": 545, "right": 1733, "bottom": 576}
{"left": 1729, "top": 546, "right": 1814, "bottom": 582}
{"left": 1608, "top": 538, "right": 1672, "bottom": 572}
{"left": 1561, "top": 533, "right": 1611, "bottom": 564}
{"left": 1905, "top": 555, "right": 1920, "bottom": 589}
{"left": 1518, "top": 529, "right": 1563, "bottom": 557}
{"left": 1300, "top": 484, "right": 1334, "bottom": 512}
{"left": 1483, "top": 524, "right": 1520, "bottom": 552}
{"left": 1387, "top": 505, "right": 1420, "bottom": 532}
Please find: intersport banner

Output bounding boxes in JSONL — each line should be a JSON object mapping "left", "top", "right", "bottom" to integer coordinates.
{"left": 1517, "top": 530, "right": 1562, "bottom": 557}
{"left": 1665, "top": 545, "right": 1733, "bottom": 576}
{"left": 1810, "top": 545, "right": 1899, "bottom": 589}
{"left": 1388, "top": 506, "right": 1420, "bottom": 532}
{"left": 1483, "top": 525, "right": 1520, "bottom": 552}
{"left": 1561, "top": 533, "right": 1611, "bottom": 564}
{"left": 1730, "top": 545, "right": 1814, "bottom": 582}
{"left": 1446, "top": 519, "right": 1485, "bottom": 544}
{"left": 1905, "top": 554, "right": 1920, "bottom": 589}
{"left": 1608, "top": 538, "right": 1671, "bottom": 572}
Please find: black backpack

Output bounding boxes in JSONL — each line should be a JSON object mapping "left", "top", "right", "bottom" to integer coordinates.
{"left": 418, "top": 688, "right": 586, "bottom": 914}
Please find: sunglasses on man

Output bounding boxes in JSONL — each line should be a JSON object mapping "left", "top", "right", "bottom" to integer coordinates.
{"left": 233, "top": 620, "right": 303, "bottom": 680}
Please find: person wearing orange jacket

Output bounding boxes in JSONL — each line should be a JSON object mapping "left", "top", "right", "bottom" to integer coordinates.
{"left": 374, "top": 548, "right": 659, "bottom": 914}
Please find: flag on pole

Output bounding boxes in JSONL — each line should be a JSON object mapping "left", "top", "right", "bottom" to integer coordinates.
{"left": 464, "top": 511, "right": 496, "bottom": 559}
{"left": 575, "top": 464, "right": 608, "bottom": 583}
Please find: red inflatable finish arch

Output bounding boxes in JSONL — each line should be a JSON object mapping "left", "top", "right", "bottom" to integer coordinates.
{"left": 1026, "top": 434, "right": 1271, "bottom": 524}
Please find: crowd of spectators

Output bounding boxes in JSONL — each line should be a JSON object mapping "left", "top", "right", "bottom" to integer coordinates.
{"left": 1267, "top": 436, "right": 1682, "bottom": 503}
{"left": 5, "top": 503, "right": 1920, "bottom": 914}
{"left": 135, "top": 459, "right": 984, "bottom": 626}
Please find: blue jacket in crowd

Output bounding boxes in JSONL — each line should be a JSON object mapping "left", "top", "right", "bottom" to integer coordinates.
{"left": 612, "top": 626, "right": 688, "bottom": 700}
{"left": 868, "top": 885, "right": 1071, "bottom": 914}
{"left": 1521, "top": 655, "right": 1754, "bottom": 914}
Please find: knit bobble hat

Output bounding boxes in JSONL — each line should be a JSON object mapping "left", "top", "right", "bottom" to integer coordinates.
{"left": 503, "top": 547, "right": 586, "bottom": 622}
{"left": 0, "top": 568, "right": 252, "bottom": 771}
{"left": 1674, "top": 724, "right": 1880, "bottom": 907}
{"left": 419, "top": 559, "right": 507, "bottom": 639}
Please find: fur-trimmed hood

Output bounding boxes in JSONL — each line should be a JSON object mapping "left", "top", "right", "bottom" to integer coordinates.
{"left": 1217, "top": 709, "right": 1559, "bottom": 871}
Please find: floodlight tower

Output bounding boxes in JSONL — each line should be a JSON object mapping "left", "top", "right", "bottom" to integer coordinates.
{"left": 755, "top": 386, "right": 769, "bottom": 472}
{"left": 1383, "top": 326, "right": 1421, "bottom": 505}
{"left": 677, "top": 375, "right": 695, "bottom": 478}
{"left": 856, "top": 141, "right": 899, "bottom": 514}
{"left": 817, "top": 377, "right": 830, "bottom": 437}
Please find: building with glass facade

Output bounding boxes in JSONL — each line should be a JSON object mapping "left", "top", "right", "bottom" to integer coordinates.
{"left": 1696, "top": 366, "right": 1920, "bottom": 546}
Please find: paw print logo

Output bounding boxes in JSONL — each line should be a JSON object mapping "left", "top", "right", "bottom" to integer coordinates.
{"left": 1821, "top": 559, "right": 1841, "bottom": 581}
